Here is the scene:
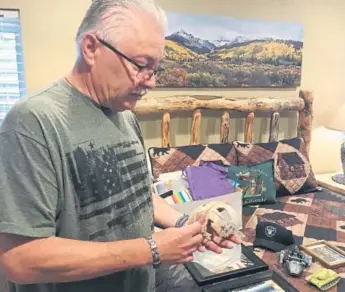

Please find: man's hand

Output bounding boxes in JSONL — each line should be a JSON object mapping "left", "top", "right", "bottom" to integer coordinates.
{"left": 200, "top": 233, "right": 243, "bottom": 254}
{"left": 153, "top": 221, "right": 204, "bottom": 265}
{"left": 192, "top": 213, "right": 243, "bottom": 254}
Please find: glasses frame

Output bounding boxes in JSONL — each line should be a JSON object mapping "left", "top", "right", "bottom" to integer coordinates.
{"left": 96, "top": 36, "right": 164, "bottom": 80}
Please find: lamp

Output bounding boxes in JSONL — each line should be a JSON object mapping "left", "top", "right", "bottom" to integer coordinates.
{"left": 325, "top": 103, "right": 345, "bottom": 184}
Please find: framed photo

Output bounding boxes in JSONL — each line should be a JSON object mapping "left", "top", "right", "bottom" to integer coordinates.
{"left": 201, "top": 269, "right": 298, "bottom": 292}
{"left": 185, "top": 244, "right": 268, "bottom": 286}
{"left": 300, "top": 240, "right": 345, "bottom": 268}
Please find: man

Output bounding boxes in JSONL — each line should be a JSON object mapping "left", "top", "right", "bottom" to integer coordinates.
{"left": 0, "top": 1, "right": 241, "bottom": 292}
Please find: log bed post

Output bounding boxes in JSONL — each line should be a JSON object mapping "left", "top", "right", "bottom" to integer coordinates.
{"left": 161, "top": 112, "right": 171, "bottom": 147}
{"left": 245, "top": 112, "right": 254, "bottom": 143}
{"left": 297, "top": 90, "right": 314, "bottom": 155}
{"left": 269, "top": 112, "right": 280, "bottom": 142}
{"left": 220, "top": 111, "right": 230, "bottom": 143}
{"left": 190, "top": 109, "right": 201, "bottom": 145}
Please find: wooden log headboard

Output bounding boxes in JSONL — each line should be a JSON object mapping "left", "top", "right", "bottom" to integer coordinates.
{"left": 134, "top": 89, "right": 313, "bottom": 155}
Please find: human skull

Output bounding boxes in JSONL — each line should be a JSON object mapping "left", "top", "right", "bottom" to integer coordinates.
{"left": 187, "top": 201, "right": 241, "bottom": 240}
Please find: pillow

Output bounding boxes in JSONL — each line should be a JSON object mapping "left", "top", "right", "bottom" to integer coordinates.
{"left": 232, "top": 137, "right": 318, "bottom": 196}
{"left": 148, "top": 143, "right": 237, "bottom": 179}
{"left": 227, "top": 160, "right": 277, "bottom": 206}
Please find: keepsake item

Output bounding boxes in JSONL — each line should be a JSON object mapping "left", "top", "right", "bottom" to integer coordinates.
{"left": 186, "top": 201, "right": 244, "bottom": 241}
{"left": 305, "top": 267, "right": 340, "bottom": 291}
{"left": 301, "top": 240, "right": 345, "bottom": 268}
{"left": 279, "top": 246, "right": 312, "bottom": 277}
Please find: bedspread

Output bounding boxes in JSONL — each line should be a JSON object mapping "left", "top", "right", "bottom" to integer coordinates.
{"left": 242, "top": 188, "right": 345, "bottom": 291}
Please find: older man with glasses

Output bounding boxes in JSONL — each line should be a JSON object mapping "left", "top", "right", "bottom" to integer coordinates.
{"left": 0, "top": 1, "right": 241, "bottom": 292}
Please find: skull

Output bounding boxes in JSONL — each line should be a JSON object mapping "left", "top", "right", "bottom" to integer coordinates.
{"left": 187, "top": 201, "right": 240, "bottom": 240}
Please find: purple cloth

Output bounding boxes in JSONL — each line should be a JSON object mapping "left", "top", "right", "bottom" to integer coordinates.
{"left": 184, "top": 162, "right": 234, "bottom": 201}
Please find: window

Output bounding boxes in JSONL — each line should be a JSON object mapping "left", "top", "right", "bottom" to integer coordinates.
{"left": 0, "top": 9, "right": 26, "bottom": 124}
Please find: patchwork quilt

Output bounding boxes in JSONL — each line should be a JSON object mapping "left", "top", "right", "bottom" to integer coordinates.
{"left": 242, "top": 188, "right": 345, "bottom": 291}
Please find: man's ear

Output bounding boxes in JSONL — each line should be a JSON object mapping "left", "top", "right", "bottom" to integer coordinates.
{"left": 80, "top": 34, "right": 99, "bottom": 66}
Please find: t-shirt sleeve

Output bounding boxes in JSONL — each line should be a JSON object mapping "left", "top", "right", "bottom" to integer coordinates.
{"left": 0, "top": 130, "right": 58, "bottom": 237}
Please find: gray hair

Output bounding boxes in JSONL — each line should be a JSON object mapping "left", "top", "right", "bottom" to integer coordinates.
{"left": 75, "top": 0, "right": 167, "bottom": 47}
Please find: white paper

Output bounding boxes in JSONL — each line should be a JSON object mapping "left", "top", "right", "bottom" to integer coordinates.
{"left": 192, "top": 244, "right": 242, "bottom": 273}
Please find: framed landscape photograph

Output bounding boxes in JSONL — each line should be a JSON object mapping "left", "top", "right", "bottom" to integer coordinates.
{"left": 201, "top": 269, "right": 298, "bottom": 292}
{"left": 158, "top": 11, "right": 303, "bottom": 88}
{"left": 185, "top": 244, "right": 268, "bottom": 286}
{"left": 300, "top": 240, "right": 345, "bottom": 268}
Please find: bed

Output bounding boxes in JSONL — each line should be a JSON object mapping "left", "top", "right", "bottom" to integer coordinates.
{"left": 135, "top": 90, "right": 345, "bottom": 291}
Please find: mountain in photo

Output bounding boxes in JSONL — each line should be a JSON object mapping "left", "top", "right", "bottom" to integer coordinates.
{"left": 165, "top": 30, "right": 302, "bottom": 64}
{"left": 161, "top": 29, "right": 303, "bottom": 88}
{"left": 166, "top": 30, "right": 216, "bottom": 53}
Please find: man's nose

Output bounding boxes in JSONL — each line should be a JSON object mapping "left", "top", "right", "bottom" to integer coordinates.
{"left": 142, "top": 75, "right": 157, "bottom": 89}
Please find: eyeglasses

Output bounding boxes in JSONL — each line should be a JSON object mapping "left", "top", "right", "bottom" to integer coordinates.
{"left": 96, "top": 36, "right": 165, "bottom": 80}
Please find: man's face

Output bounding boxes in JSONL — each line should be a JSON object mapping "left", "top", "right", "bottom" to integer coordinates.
{"left": 85, "top": 10, "right": 165, "bottom": 112}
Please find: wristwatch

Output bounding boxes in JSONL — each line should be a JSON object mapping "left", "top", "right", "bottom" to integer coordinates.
{"left": 175, "top": 214, "right": 189, "bottom": 228}
{"left": 147, "top": 236, "right": 161, "bottom": 269}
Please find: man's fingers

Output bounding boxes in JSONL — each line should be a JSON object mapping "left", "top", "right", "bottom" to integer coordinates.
{"left": 204, "top": 240, "right": 223, "bottom": 254}
{"left": 212, "top": 234, "right": 222, "bottom": 244}
{"left": 181, "top": 255, "right": 194, "bottom": 263}
{"left": 181, "top": 221, "right": 202, "bottom": 236}
{"left": 198, "top": 245, "right": 206, "bottom": 252}
{"left": 230, "top": 234, "right": 243, "bottom": 244}
{"left": 196, "top": 213, "right": 206, "bottom": 225}
{"left": 189, "top": 233, "right": 204, "bottom": 246}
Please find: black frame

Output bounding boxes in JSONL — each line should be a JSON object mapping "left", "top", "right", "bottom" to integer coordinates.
{"left": 185, "top": 244, "right": 268, "bottom": 286}
{"left": 201, "top": 269, "right": 298, "bottom": 292}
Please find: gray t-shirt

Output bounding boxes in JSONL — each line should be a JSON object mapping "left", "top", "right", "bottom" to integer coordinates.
{"left": 0, "top": 79, "right": 155, "bottom": 292}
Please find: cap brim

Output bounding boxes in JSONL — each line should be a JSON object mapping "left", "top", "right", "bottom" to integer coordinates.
{"left": 253, "top": 238, "right": 286, "bottom": 252}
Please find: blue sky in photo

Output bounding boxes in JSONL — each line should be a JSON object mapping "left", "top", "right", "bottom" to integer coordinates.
{"left": 166, "top": 12, "right": 303, "bottom": 42}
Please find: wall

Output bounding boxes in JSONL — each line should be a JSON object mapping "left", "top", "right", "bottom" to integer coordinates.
{"left": 0, "top": 0, "right": 91, "bottom": 91}
{"left": 0, "top": 0, "right": 344, "bottom": 174}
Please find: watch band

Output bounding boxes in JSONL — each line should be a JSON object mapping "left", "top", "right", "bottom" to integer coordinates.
{"left": 175, "top": 214, "right": 189, "bottom": 228}
{"left": 147, "top": 236, "right": 161, "bottom": 269}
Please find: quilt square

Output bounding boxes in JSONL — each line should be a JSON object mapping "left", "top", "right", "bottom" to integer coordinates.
{"left": 314, "top": 189, "right": 345, "bottom": 203}
{"left": 304, "top": 225, "right": 337, "bottom": 241}
{"left": 286, "top": 193, "right": 314, "bottom": 207}
{"left": 245, "top": 208, "right": 307, "bottom": 237}
{"left": 307, "top": 215, "right": 337, "bottom": 230}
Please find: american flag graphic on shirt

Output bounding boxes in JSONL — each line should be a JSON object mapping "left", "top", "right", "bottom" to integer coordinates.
{"left": 65, "top": 138, "right": 153, "bottom": 241}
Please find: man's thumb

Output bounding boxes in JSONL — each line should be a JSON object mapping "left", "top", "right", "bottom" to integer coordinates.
{"left": 196, "top": 213, "right": 206, "bottom": 225}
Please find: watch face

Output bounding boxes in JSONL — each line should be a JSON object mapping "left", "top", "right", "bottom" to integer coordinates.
{"left": 289, "top": 261, "right": 302, "bottom": 274}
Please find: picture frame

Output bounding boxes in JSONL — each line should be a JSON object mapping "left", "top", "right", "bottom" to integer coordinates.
{"left": 159, "top": 11, "right": 303, "bottom": 89}
{"left": 184, "top": 244, "right": 268, "bottom": 286}
{"left": 300, "top": 240, "right": 345, "bottom": 268}
{"left": 201, "top": 269, "right": 298, "bottom": 292}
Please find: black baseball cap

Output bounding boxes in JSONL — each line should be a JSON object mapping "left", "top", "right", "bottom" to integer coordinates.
{"left": 253, "top": 222, "right": 295, "bottom": 252}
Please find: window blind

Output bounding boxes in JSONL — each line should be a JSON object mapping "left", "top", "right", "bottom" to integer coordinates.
{"left": 0, "top": 9, "right": 26, "bottom": 124}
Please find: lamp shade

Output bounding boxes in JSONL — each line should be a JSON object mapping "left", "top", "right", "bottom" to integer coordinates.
{"left": 325, "top": 103, "right": 345, "bottom": 131}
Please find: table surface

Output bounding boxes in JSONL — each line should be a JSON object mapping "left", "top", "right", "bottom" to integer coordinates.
{"left": 315, "top": 172, "right": 345, "bottom": 194}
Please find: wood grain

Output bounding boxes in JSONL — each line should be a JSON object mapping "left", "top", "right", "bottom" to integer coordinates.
{"left": 245, "top": 112, "right": 255, "bottom": 143}
{"left": 134, "top": 95, "right": 304, "bottom": 115}
{"left": 220, "top": 111, "right": 230, "bottom": 143}
{"left": 161, "top": 112, "right": 171, "bottom": 147}
{"left": 269, "top": 112, "right": 280, "bottom": 142}
{"left": 297, "top": 90, "right": 314, "bottom": 155}
{"left": 190, "top": 109, "right": 201, "bottom": 145}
